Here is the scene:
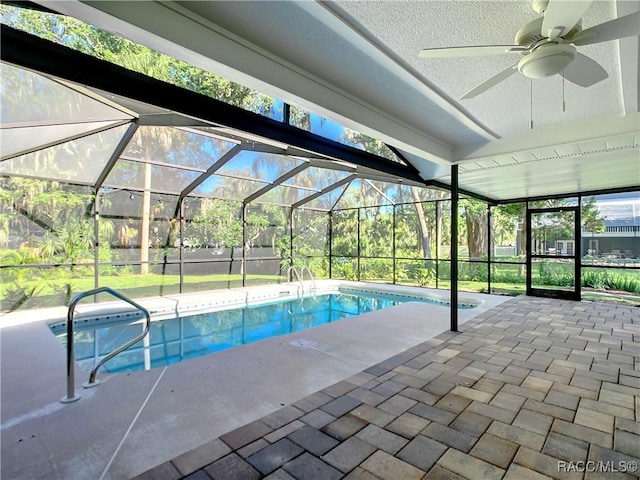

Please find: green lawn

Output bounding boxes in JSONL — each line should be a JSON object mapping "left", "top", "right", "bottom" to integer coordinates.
{"left": 0, "top": 273, "right": 283, "bottom": 312}
{"left": 1, "top": 272, "right": 283, "bottom": 295}
{"left": 2, "top": 263, "right": 638, "bottom": 312}
{"left": 582, "top": 291, "right": 640, "bottom": 307}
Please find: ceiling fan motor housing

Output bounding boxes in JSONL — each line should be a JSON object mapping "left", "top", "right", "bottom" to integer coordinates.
{"left": 518, "top": 43, "right": 576, "bottom": 78}
{"left": 514, "top": 17, "right": 582, "bottom": 46}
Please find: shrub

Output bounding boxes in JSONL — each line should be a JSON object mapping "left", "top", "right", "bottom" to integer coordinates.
{"left": 581, "top": 269, "right": 640, "bottom": 294}
{"left": 458, "top": 262, "right": 488, "bottom": 282}
{"left": 416, "top": 266, "right": 435, "bottom": 287}
{"left": 1, "top": 285, "right": 40, "bottom": 312}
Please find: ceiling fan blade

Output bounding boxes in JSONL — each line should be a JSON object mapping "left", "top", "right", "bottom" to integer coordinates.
{"left": 570, "top": 11, "right": 640, "bottom": 46}
{"left": 460, "top": 63, "right": 519, "bottom": 100}
{"left": 418, "top": 45, "right": 528, "bottom": 58}
{"left": 542, "top": 0, "right": 593, "bottom": 39}
{"left": 560, "top": 53, "right": 608, "bottom": 87}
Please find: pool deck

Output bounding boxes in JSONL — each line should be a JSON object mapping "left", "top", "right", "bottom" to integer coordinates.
{"left": 1, "top": 289, "right": 638, "bottom": 480}
{"left": 134, "top": 296, "right": 640, "bottom": 480}
{"left": 1, "top": 283, "right": 506, "bottom": 480}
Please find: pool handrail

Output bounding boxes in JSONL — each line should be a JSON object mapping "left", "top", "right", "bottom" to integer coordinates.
{"left": 287, "top": 266, "right": 316, "bottom": 296}
{"left": 287, "top": 266, "right": 304, "bottom": 296}
{"left": 300, "top": 266, "right": 317, "bottom": 292}
{"left": 61, "top": 287, "right": 151, "bottom": 403}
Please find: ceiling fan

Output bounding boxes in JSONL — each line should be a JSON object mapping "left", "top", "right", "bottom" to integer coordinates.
{"left": 418, "top": 0, "right": 640, "bottom": 99}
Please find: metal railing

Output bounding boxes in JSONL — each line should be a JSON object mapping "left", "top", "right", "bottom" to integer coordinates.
{"left": 287, "top": 266, "right": 304, "bottom": 297}
{"left": 61, "top": 287, "right": 151, "bottom": 403}
{"left": 300, "top": 266, "right": 317, "bottom": 292}
{"left": 287, "top": 265, "right": 317, "bottom": 296}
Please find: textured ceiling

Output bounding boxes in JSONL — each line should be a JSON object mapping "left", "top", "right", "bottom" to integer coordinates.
{"left": 36, "top": 0, "right": 640, "bottom": 200}
{"left": 328, "top": 0, "right": 624, "bottom": 139}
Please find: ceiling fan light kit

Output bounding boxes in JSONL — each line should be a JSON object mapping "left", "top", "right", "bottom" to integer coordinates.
{"left": 518, "top": 43, "right": 576, "bottom": 79}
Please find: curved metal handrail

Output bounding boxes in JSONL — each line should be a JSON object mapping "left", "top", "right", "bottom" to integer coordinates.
{"left": 61, "top": 287, "right": 151, "bottom": 403}
{"left": 300, "top": 266, "right": 317, "bottom": 292}
{"left": 287, "top": 266, "right": 303, "bottom": 297}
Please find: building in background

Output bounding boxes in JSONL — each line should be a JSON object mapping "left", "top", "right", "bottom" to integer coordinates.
{"left": 582, "top": 193, "right": 640, "bottom": 262}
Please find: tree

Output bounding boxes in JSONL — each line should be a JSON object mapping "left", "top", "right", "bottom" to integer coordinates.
{"left": 494, "top": 203, "right": 527, "bottom": 258}
{"left": 1, "top": 5, "right": 284, "bottom": 277}
{"left": 581, "top": 196, "right": 606, "bottom": 235}
{"left": 0, "top": 5, "right": 276, "bottom": 114}
{"left": 0, "top": 178, "right": 114, "bottom": 284}
{"left": 411, "top": 189, "right": 432, "bottom": 259}
{"left": 491, "top": 207, "right": 517, "bottom": 249}
{"left": 340, "top": 130, "right": 438, "bottom": 259}
{"left": 460, "top": 199, "right": 488, "bottom": 259}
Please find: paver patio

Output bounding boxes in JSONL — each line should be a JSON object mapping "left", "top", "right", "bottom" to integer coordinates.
{"left": 134, "top": 296, "right": 639, "bottom": 480}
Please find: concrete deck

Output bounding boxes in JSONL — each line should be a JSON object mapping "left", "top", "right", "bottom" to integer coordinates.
{"left": 0, "top": 285, "right": 506, "bottom": 480}
{"left": 132, "top": 296, "right": 640, "bottom": 480}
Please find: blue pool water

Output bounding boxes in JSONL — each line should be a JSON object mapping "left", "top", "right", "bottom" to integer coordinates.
{"left": 52, "top": 290, "right": 454, "bottom": 374}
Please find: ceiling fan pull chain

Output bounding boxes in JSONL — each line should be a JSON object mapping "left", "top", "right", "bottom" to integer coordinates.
{"left": 530, "top": 78, "right": 534, "bottom": 130}
{"left": 562, "top": 53, "right": 566, "bottom": 112}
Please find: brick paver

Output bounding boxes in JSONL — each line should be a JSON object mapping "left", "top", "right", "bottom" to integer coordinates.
{"left": 397, "top": 434, "right": 448, "bottom": 471}
{"left": 246, "top": 439, "right": 303, "bottom": 475}
{"left": 360, "top": 450, "right": 425, "bottom": 480}
{"left": 355, "top": 424, "right": 408, "bottom": 455}
{"left": 438, "top": 449, "right": 505, "bottom": 480}
{"left": 322, "top": 436, "right": 376, "bottom": 473}
{"left": 470, "top": 433, "right": 518, "bottom": 469}
{"left": 205, "top": 453, "right": 261, "bottom": 480}
{"left": 282, "top": 453, "right": 342, "bottom": 480}
{"left": 133, "top": 296, "right": 640, "bottom": 479}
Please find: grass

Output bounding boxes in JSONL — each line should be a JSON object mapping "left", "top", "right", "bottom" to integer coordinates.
{"left": 582, "top": 291, "right": 640, "bottom": 307}
{"left": 1, "top": 273, "right": 281, "bottom": 296}
{"left": 0, "top": 273, "right": 283, "bottom": 312}
{"left": 2, "top": 263, "right": 638, "bottom": 312}
{"left": 436, "top": 280, "right": 525, "bottom": 295}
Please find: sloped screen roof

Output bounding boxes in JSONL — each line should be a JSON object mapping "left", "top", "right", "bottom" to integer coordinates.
{"left": 0, "top": 58, "right": 439, "bottom": 210}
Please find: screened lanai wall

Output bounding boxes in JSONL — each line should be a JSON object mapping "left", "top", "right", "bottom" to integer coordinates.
{"left": 0, "top": 55, "right": 445, "bottom": 312}
{"left": 2, "top": 20, "right": 639, "bottom": 314}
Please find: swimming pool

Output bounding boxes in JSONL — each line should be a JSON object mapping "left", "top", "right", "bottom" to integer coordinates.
{"left": 51, "top": 289, "right": 461, "bottom": 374}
